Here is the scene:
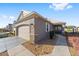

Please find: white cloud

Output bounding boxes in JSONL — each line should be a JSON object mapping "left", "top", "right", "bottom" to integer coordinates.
{"left": 8, "top": 16, "right": 16, "bottom": 24}
{"left": 0, "top": 15, "right": 16, "bottom": 28}
{"left": 49, "top": 4, "right": 53, "bottom": 8}
{"left": 0, "top": 15, "right": 15, "bottom": 20}
{"left": 9, "top": 16, "right": 15, "bottom": 20}
{"left": 67, "top": 5, "right": 72, "bottom": 9}
{"left": 2, "top": 15, "right": 8, "bottom": 19}
{"left": 49, "top": 3, "right": 72, "bottom": 11}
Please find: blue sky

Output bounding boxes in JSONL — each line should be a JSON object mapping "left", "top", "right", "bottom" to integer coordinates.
{"left": 0, "top": 3, "right": 79, "bottom": 28}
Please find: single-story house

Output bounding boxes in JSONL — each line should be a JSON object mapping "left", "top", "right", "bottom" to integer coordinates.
{"left": 76, "top": 27, "right": 79, "bottom": 32}
{"left": 0, "top": 28, "right": 8, "bottom": 32}
{"left": 5, "top": 24, "right": 13, "bottom": 32}
{"left": 0, "top": 28, "right": 4, "bottom": 32}
{"left": 14, "top": 10, "right": 65, "bottom": 43}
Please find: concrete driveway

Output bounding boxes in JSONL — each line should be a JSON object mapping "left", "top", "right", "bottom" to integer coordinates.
{"left": 0, "top": 36, "right": 26, "bottom": 53}
{"left": 0, "top": 36, "right": 34, "bottom": 56}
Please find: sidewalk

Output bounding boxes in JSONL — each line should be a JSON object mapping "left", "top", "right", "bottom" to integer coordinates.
{"left": 45, "top": 35, "right": 71, "bottom": 56}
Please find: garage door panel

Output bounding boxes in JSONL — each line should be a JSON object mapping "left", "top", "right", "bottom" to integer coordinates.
{"left": 18, "top": 26, "right": 30, "bottom": 41}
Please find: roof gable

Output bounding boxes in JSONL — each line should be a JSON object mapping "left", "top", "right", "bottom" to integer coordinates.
{"left": 15, "top": 10, "right": 65, "bottom": 25}
{"left": 17, "top": 10, "right": 31, "bottom": 21}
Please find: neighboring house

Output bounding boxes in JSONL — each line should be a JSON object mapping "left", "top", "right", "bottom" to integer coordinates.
{"left": 77, "top": 27, "right": 79, "bottom": 32}
{"left": 14, "top": 10, "right": 65, "bottom": 43}
{"left": 0, "top": 28, "right": 4, "bottom": 32}
{"left": 0, "top": 28, "right": 8, "bottom": 32}
{"left": 64, "top": 26, "right": 77, "bottom": 33}
{"left": 5, "top": 24, "right": 13, "bottom": 32}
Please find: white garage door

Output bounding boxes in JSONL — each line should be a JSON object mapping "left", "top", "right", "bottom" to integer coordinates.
{"left": 18, "top": 26, "right": 30, "bottom": 41}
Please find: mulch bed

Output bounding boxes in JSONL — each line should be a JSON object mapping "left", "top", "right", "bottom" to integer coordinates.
{"left": 22, "top": 41, "right": 54, "bottom": 56}
{"left": 0, "top": 51, "right": 9, "bottom": 56}
{"left": 66, "top": 34, "right": 79, "bottom": 56}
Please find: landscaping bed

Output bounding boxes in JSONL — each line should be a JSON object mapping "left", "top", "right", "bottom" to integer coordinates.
{"left": 0, "top": 51, "right": 9, "bottom": 56}
{"left": 66, "top": 34, "right": 79, "bottom": 56}
{"left": 22, "top": 41, "right": 54, "bottom": 56}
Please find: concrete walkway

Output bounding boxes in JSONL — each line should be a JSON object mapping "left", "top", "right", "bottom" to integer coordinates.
{"left": 46, "top": 35, "right": 71, "bottom": 56}
{"left": 8, "top": 45, "right": 34, "bottom": 56}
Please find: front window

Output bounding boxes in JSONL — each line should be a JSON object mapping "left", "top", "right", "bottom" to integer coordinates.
{"left": 55, "top": 26, "right": 62, "bottom": 31}
{"left": 46, "top": 22, "right": 50, "bottom": 32}
{"left": 58, "top": 26, "right": 62, "bottom": 31}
